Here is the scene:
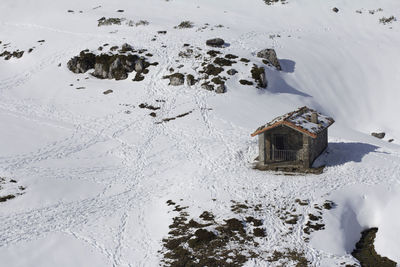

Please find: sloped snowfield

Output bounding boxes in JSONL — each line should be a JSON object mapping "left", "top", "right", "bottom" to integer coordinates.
{"left": 0, "top": 0, "right": 399, "bottom": 266}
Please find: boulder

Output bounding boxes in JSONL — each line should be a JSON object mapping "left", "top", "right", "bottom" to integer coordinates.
{"left": 227, "top": 69, "right": 238, "bottom": 75}
{"left": 201, "top": 83, "right": 214, "bottom": 91}
{"left": 371, "top": 132, "right": 385, "bottom": 139}
{"left": 135, "top": 59, "right": 144, "bottom": 72}
{"left": 257, "top": 48, "right": 282, "bottom": 71}
{"left": 215, "top": 84, "right": 226, "bottom": 94}
{"left": 186, "top": 74, "right": 196, "bottom": 86}
{"left": 206, "top": 38, "right": 225, "bottom": 48}
{"left": 167, "top": 73, "right": 185, "bottom": 86}
{"left": 332, "top": 7, "right": 339, "bottom": 13}
{"left": 109, "top": 57, "right": 128, "bottom": 80}
{"left": 120, "top": 43, "right": 134, "bottom": 52}
{"left": 251, "top": 65, "right": 268, "bottom": 88}
{"left": 93, "top": 62, "right": 109, "bottom": 78}
{"left": 67, "top": 52, "right": 96, "bottom": 73}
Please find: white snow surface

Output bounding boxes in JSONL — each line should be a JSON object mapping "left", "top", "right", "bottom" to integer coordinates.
{"left": 1, "top": 0, "right": 400, "bottom": 266}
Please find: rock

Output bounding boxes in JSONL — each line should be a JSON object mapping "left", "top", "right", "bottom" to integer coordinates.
{"left": 93, "top": 62, "right": 108, "bottom": 78}
{"left": 109, "top": 57, "right": 128, "bottom": 80}
{"left": 13, "top": 51, "right": 24, "bottom": 58}
{"left": 332, "top": 7, "right": 339, "bottom": 13}
{"left": 259, "top": 71, "right": 268, "bottom": 88}
{"left": 120, "top": 43, "right": 134, "bottom": 52}
{"left": 67, "top": 51, "right": 96, "bottom": 73}
{"left": 133, "top": 72, "right": 145, "bottom": 82}
{"left": 201, "top": 83, "right": 214, "bottom": 91}
{"left": 256, "top": 48, "right": 282, "bottom": 71}
{"left": 135, "top": 59, "right": 144, "bottom": 72}
{"left": 167, "top": 73, "right": 185, "bottom": 86}
{"left": 206, "top": 38, "right": 225, "bottom": 48}
{"left": 251, "top": 65, "right": 268, "bottom": 88}
{"left": 186, "top": 74, "right": 196, "bottom": 86}
{"left": 227, "top": 69, "right": 238, "bottom": 75}
{"left": 371, "top": 132, "right": 385, "bottom": 139}
{"left": 388, "top": 139, "right": 394, "bottom": 143}
{"left": 215, "top": 84, "right": 226, "bottom": 94}
{"left": 103, "top": 89, "right": 113, "bottom": 95}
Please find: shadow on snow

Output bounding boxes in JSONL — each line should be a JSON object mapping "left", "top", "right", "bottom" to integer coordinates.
{"left": 313, "top": 142, "right": 385, "bottom": 167}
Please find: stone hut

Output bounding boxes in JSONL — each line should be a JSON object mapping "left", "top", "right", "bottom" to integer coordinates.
{"left": 251, "top": 106, "right": 334, "bottom": 171}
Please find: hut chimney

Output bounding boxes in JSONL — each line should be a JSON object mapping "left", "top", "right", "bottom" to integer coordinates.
{"left": 311, "top": 112, "right": 318, "bottom": 123}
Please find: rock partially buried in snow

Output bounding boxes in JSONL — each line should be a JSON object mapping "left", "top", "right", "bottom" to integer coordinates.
{"left": 251, "top": 65, "right": 268, "bottom": 88}
{"left": 215, "top": 84, "right": 226, "bottom": 94}
{"left": 135, "top": 59, "right": 144, "bottom": 72}
{"left": 332, "top": 7, "right": 339, "bottom": 13}
{"left": 165, "top": 73, "right": 185, "bottom": 86}
{"left": 371, "top": 132, "right": 385, "bottom": 139}
{"left": 227, "top": 69, "right": 238, "bottom": 75}
{"left": 257, "top": 48, "right": 282, "bottom": 71}
{"left": 201, "top": 83, "right": 214, "bottom": 91}
{"left": 206, "top": 38, "right": 225, "bottom": 48}
{"left": 186, "top": 74, "right": 196, "bottom": 86}
{"left": 67, "top": 51, "right": 96, "bottom": 73}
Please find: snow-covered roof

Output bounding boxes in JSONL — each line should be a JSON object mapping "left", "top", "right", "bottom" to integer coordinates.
{"left": 251, "top": 106, "right": 335, "bottom": 138}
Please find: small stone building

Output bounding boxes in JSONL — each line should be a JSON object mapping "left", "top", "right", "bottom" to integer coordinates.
{"left": 251, "top": 106, "right": 334, "bottom": 170}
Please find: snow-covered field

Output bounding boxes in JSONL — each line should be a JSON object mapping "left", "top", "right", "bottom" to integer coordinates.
{"left": 1, "top": 0, "right": 399, "bottom": 266}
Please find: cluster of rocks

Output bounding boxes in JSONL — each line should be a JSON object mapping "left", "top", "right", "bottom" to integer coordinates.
{"left": 0, "top": 40, "right": 38, "bottom": 60}
{"left": 97, "top": 17, "right": 149, "bottom": 27}
{"left": 163, "top": 39, "right": 281, "bottom": 94}
{"left": 67, "top": 43, "right": 155, "bottom": 81}
{"left": 0, "top": 50, "right": 24, "bottom": 60}
{"left": 371, "top": 132, "right": 394, "bottom": 142}
{"left": 0, "top": 177, "right": 26, "bottom": 203}
{"left": 263, "top": 0, "right": 288, "bottom": 5}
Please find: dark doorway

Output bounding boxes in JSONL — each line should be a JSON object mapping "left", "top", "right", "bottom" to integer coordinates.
{"left": 274, "top": 135, "right": 285, "bottom": 150}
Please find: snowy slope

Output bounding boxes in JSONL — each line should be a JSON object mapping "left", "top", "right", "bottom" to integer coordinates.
{"left": 0, "top": 0, "right": 400, "bottom": 266}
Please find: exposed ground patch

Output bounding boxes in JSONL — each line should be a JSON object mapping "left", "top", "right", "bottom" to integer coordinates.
{"left": 160, "top": 199, "right": 312, "bottom": 266}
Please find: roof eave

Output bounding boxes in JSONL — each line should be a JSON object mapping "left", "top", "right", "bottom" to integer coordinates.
{"left": 251, "top": 121, "right": 329, "bottom": 138}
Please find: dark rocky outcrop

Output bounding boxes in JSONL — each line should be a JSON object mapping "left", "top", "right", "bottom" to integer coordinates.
{"left": 186, "top": 74, "right": 196, "bottom": 86}
{"left": 215, "top": 84, "right": 226, "bottom": 94}
{"left": 163, "top": 73, "right": 185, "bottom": 86}
{"left": 251, "top": 65, "right": 268, "bottom": 88}
{"left": 352, "top": 228, "right": 396, "bottom": 267}
{"left": 332, "top": 7, "right": 339, "bottom": 13}
{"left": 0, "top": 50, "right": 25, "bottom": 60}
{"left": 67, "top": 51, "right": 96, "bottom": 74}
{"left": 67, "top": 48, "right": 151, "bottom": 81}
{"left": 371, "top": 132, "right": 385, "bottom": 139}
{"left": 206, "top": 38, "right": 225, "bottom": 48}
{"left": 257, "top": 48, "right": 282, "bottom": 70}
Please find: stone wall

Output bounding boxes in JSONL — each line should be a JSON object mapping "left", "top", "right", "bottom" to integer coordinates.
{"left": 259, "top": 125, "right": 304, "bottom": 164}
{"left": 309, "top": 129, "right": 328, "bottom": 166}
